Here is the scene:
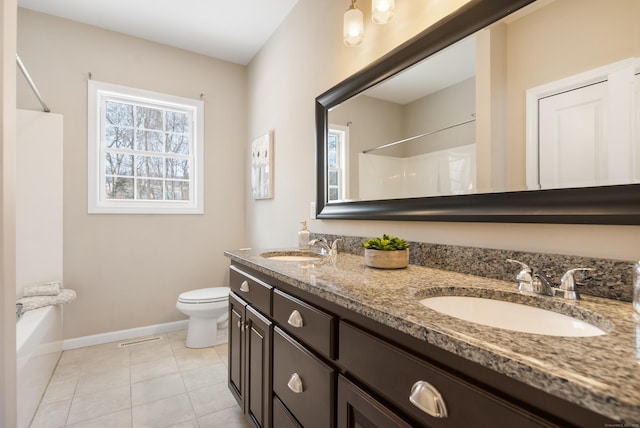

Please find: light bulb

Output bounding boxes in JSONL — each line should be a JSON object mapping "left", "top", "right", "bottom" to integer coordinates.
{"left": 343, "top": 2, "right": 364, "bottom": 47}
{"left": 372, "top": 0, "right": 395, "bottom": 24}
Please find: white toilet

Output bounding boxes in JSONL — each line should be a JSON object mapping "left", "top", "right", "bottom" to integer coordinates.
{"left": 176, "top": 287, "right": 230, "bottom": 348}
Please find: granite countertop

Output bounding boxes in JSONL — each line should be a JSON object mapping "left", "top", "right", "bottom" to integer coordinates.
{"left": 224, "top": 248, "right": 640, "bottom": 423}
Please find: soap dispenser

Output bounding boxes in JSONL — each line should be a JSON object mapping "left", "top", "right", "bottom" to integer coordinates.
{"left": 298, "top": 221, "right": 310, "bottom": 250}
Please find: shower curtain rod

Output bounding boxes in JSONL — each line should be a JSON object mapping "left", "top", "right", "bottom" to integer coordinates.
{"left": 362, "top": 117, "right": 475, "bottom": 154}
{"left": 16, "top": 54, "right": 50, "bottom": 113}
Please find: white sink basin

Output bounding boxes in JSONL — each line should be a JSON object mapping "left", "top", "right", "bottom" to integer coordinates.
{"left": 420, "top": 296, "right": 606, "bottom": 337}
{"left": 260, "top": 252, "right": 322, "bottom": 262}
{"left": 267, "top": 255, "right": 321, "bottom": 261}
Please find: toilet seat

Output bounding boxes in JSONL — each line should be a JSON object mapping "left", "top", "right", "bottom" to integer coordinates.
{"left": 178, "top": 287, "right": 229, "bottom": 304}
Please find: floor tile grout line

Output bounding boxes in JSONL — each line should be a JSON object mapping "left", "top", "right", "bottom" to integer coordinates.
{"left": 34, "top": 329, "right": 237, "bottom": 428}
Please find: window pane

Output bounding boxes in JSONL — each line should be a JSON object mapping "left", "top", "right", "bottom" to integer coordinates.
{"left": 105, "top": 126, "right": 134, "bottom": 149}
{"left": 166, "top": 111, "right": 189, "bottom": 133}
{"left": 166, "top": 158, "right": 190, "bottom": 179}
{"left": 329, "top": 187, "right": 338, "bottom": 201}
{"left": 136, "top": 156, "right": 164, "bottom": 178}
{"left": 106, "top": 177, "right": 134, "bottom": 199}
{"left": 136, "top": 106, "right": 164, "bottom": 130}
{"left": 136, "top": 130, "right": 164, "bottom": 152}
{"left": 166, "top": 134, "right": 189, "bottom": 155}
{"left": 105, "top": 153, "right": 133, "bottom": 176}
{"left": 329, "top": 170, "right": 339, "bottom": 186}
{"left": 165, "top": 180, "right": 189, "bottom": 200}
{"left": 328, "top": 135, "right": 337, "bottom": 168}
{"left": 105, "top": 101, "right": 133, "bottom": 126}
{"left": 137, "top": 179, "right": 163, "bottom": 200}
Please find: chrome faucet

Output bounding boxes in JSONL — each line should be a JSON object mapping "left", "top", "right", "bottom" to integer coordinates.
{"left": 308, "top": 238, "right": 341, "bottom": 256}
{"left": 507, "top": 260, "right": 592, "bottom": 300}
{"left": 507, "top": 259, "right": 552, "bottom": 295}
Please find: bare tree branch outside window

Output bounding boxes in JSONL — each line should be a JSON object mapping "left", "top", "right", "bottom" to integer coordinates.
{"left": 103, "top": 100, "right": 192, "bottom": 202}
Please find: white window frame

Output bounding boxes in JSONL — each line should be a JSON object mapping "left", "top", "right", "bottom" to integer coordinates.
{"left": 327, "top": 124, "right": 350, "bottom": 202}
{"left": 88, "top": 80, "right": 204, "bottom": 214}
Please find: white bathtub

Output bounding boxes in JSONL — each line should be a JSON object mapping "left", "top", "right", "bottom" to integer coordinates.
{"left": 16, "top": 305, "right": 63, "bottom": 428}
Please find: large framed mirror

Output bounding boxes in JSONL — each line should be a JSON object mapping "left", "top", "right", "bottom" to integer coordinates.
{"left": 315, "top": 0, "right": 640, "bottom": 224}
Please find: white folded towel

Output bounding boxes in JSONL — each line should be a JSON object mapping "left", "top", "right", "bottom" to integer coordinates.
{"left": 23, "top": 281, "right": 61, "bottom": 297}
{"left": 17, "top": 289, "right": 77, "bottom": 311}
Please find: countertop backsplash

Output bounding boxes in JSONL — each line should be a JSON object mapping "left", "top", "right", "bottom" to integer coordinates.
{"left": 313, "top": 233, "right": 634, "bottom": 302}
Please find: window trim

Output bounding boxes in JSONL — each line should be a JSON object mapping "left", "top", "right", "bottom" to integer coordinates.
{"left": 88, "top": 80, "right": 204, "bottom": 214}
{"left": 328, "top": 124, "right": 350, "bottom": 202}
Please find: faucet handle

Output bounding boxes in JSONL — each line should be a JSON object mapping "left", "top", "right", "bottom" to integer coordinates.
{"left": 507, "top": 259, "right": 534, "bottom": 292}
{"left": 559, "top": 268, "right": 594, "bottom": 300}
{"left": 507, "top": 259, "right": 531, "bottom": 272}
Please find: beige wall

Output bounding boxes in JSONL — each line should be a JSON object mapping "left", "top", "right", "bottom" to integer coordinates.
{"left": 329, "top": 95, "right": 404, "bottom": 199}
{"left": 17, "top": 9, "right": 247, "bottom": 339}
{"left": 505, "top": 0, "right": 640, "bottom": 189}
{"left": 403, "top": 78, "right": 476, "bottom": 157}
{"left": 246, "top": 0, "right": 640, "bottom": 261}
{"left": 2, "top": 0, "right": 18, "bottom": 423}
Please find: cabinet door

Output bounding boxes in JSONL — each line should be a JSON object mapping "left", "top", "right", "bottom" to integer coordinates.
{"left": 273, "top": 396, "right": 303, "bottom": 428}
{"left": 337, "top": 375, "right": 413, "bottom": 428}
{"left": 246, "top": 305, "right": 273, "bottom": 428}
{"left": 228, "top": 292, "right": 246, "bottom": 407}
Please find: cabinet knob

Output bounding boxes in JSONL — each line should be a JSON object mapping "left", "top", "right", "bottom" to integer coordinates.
{"left": 287, "top": 373, "right": 304, "bottom": 394}
{"left": 287, "top": 310, "right": 304, "bottom": 328}
{"left": 239, "top": 281, "right": 250, "bottom": 292}
{"left": 409, "top": 380, "right": 448, "bottom": 418}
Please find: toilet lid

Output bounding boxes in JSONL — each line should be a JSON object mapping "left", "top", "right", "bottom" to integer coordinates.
{"left": 178, "top": 287, "right": 229, "bottom": 303}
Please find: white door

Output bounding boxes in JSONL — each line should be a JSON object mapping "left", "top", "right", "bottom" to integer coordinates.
{"left": 538, "top": 81, "right": 608, "bottom": 189}
{"left": 529, "top": 58, "right": 639, "bottom": 190}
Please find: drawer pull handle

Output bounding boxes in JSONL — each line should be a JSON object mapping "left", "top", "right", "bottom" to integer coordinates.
{"left": 239, "top": 281, "right": 250, "bottom": 292}
{"left": 409, "top": 381, "right": 448, "bottom": 418}
{"left": 287, "top": 373, "right": 304, "bottom": 394}
{"left": 287, "top": 310, "right": 304, "bottom": 328}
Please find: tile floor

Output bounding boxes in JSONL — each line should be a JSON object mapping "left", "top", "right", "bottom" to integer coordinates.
{"left": 30, "top": 329, "right": 250, "bottom": 428}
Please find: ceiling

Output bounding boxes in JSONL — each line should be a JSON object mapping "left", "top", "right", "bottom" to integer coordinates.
{"left": 365, "top": 35, "right": 476, "bottom": 105}
{"left": 17, "top": 0, "right": 299, "bottom": 65}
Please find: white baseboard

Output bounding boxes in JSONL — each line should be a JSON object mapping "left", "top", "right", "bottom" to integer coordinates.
{"left": 63, "top": 319, "right": 190, "bottom": 350}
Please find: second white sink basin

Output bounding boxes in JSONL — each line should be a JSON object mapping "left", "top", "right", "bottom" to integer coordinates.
{"left": 420, "top": 296, "right": 606, "bottom": 337}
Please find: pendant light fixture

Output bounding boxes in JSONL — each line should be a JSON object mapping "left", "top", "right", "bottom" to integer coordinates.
{"left": 371, "top": 0, "right": 395, "bottom": 24}
{"left": 343, "top": 0, "right": 364, "bottom": 47}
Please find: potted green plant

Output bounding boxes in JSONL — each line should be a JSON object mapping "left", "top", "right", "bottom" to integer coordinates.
{"left": 362, "top": 234, "right": 409, "bottom": 269}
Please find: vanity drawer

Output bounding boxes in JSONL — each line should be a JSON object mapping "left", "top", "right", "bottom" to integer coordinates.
{"left": 273, "top": 327, "right": 335, "bottom": 428}
{"left": 273, "top": 288, "right": 335, "bottom": 358}
{"left": 230, "top": 265, "right": 272, "bottom": 315}
{"left": 338, "top": 322, "right": 553, "bottom": 428}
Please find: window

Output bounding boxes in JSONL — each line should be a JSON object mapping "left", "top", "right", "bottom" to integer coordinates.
{"left": 88, "top": 81, "right": 204, "bottom": 214}
{"left": 327, "top": 125, "right": 349, "bottom": 202}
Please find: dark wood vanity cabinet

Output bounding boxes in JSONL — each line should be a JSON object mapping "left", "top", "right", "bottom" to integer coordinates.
{"left": 228, "top": 266, "right": 274, "bottom": 428}
{"left": 228, "top": 263, "right": 613, "bottom": 428}
{"left": 228, "top": 292, "right": 273, "bottom": 428}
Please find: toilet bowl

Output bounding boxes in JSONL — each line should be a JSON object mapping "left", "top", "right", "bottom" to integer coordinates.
{"left": 176, "top": 287, "right": 230, "bottom": 348}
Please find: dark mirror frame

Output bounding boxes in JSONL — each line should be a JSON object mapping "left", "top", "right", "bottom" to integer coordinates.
{"left": 315, "top": 0, "right": 640, "bottom": 225}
